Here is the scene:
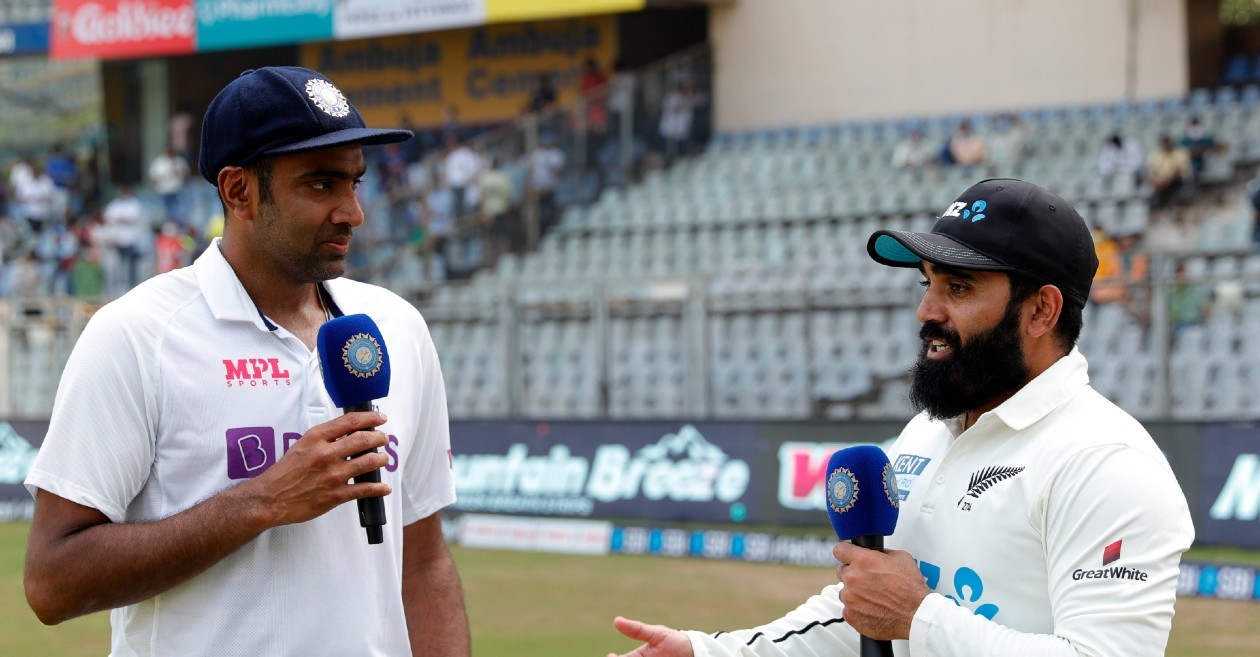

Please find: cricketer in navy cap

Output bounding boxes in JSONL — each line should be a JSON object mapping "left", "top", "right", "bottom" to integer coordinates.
{"left": 198, "top": 66, "right": 413, "bottom": 184}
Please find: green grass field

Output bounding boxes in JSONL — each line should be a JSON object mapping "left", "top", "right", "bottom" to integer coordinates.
{"left": 3, "top": 522, "right": 1257, "bottom": 656}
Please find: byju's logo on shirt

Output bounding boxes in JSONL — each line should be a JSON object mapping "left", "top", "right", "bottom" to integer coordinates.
{"left": 226, "top": 426, "right": 401, "bottom": 480}
{"left": 222, "top": 358, "right": 292, "bottom": 388}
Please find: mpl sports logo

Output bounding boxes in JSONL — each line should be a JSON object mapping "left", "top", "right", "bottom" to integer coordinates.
{"left": 223, "top": 357, "right": 293, "bottom": 388}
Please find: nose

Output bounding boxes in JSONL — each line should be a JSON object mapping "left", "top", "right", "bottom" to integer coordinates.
{"left": 332, "top": 185, "right": 365, "bottom": 228}
{"left": 917, "top": 284, "right": 947, "bottom": 325}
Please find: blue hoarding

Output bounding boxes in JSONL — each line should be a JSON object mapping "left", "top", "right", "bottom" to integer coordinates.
{"left": 196, "top": 0, "right": 333, "bottom": 51}
{"left": 0, "top": 22, "right": 49, "bottom": 56}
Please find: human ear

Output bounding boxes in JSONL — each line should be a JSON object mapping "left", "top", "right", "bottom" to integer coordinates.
{"left": 1026, "top": 285, "right": 1064, "bottom": 339}
{"left": 217, "top": 167, "right": 253, "bottom": 220}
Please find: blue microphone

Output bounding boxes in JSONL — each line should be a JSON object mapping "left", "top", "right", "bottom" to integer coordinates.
{"left": 826, "top": 445, "right": 899, "bottom": 657}
{"left": 317, "top": 314, "right": 391, "bottom": 545}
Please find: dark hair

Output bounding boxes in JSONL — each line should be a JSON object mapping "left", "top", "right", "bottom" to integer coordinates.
{"left": 249, "top": 157, "right": 274, "bottom": 205}
{"left": 1007, "top": 272, "right": 1083, "bottom": 353}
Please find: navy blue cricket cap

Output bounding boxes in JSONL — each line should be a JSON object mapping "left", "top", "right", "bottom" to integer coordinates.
{"left": 867, "top": 178, "right": 1098, "bottom": 308}
{"left": 199, "top": 66, "right": 413, "bottom": 184}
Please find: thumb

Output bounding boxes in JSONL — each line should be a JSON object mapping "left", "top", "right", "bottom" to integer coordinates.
{"left": 613, "top": 616, "right": 668, "bottom": 644}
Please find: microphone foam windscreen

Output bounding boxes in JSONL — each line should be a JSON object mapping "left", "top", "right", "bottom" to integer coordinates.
{"left": 317, "top": 314, "right": 391, "bottom": 408}
{"left": 826, "top": 445, "right": 900, "bottom": 540}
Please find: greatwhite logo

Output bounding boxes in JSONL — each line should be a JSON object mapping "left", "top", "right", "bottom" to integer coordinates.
{"left": 305, "top": 78, "right": 350, "bottom": 118}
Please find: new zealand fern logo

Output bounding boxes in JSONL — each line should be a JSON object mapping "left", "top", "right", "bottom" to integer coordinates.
{"left": 957, "top": 465, "right": 1024, "bottom": 511}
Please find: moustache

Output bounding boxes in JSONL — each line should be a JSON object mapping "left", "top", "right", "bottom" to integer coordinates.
{"left": 919, "top": 323, "right": 960, "bottom": 350}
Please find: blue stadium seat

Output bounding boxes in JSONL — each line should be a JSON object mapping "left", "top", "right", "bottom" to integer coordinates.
{"left": 1223, "top": 53, "right": 1251, "bottom": 86}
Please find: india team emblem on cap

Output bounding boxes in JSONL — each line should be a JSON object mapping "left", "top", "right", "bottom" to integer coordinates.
{"left": 305, "top": 78, "right": 350, "bottom": 118}
{"left": 827, "top": 466, "right": 859, "bottom": 514}
{"left": 882, "top": 461, "right": 900, "bottom": 508}
{"left": 342, "top": 333, "right": 383, "bottom": 379}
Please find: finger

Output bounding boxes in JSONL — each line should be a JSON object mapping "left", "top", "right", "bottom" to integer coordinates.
{"left": 613, "top": 616, "right": 670, "bottom": 645}
{"left": 313, "top": 412, "right": 389, "bottom": 443}
{"left": 333, "top": 430, "right": 389, "bottom": 458}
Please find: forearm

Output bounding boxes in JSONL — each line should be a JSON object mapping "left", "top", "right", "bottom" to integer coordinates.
{"left": 25, "top": 484, "right": 274, "bottom": 624}
{"left": 687, "top": 584, "right": 858, "bottom": 657}
{"left": 403, "top": 546, "right": 470, "bottom": 657}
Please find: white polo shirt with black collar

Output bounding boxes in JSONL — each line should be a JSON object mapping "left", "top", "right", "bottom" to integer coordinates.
{"left": 687, "top": 348, "right": 1194, "bottom": 657}
{"left": 27, "top": 239, "right": 456, "bottom": 657}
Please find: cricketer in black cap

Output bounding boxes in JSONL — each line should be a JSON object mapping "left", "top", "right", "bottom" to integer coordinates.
{"left": 23, "top": 66, "right": 471, "bottom": 657}
{"left": 605, "top": 176, "right": 1192, "bottom": 657}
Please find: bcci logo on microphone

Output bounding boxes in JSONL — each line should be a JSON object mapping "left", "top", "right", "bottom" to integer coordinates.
{"left": 342, "top": 333, "right": 383, "bottom": 378}
{"left": 827, "top": 467, "right": 858, "bottom": 514}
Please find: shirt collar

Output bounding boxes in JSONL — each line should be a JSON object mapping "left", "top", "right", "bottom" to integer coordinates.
{"left": 193, "top": 238, "right": 344, "bottom": 331}
{"left": 988, "top": 347, "right": 1091, "bottom": 431}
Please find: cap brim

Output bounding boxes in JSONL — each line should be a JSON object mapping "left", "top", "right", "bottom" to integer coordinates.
{"left": 262, "top": 128, "right": 414, "bottom": 158}
{"left": 868, "top": 230, "right": 1011, "bottom": 271}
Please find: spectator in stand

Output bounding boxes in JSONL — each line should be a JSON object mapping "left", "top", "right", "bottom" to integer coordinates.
{"left": 890, "top": 128, "right": 935, "bottom": 173}
{"left": 169, "top": 103, "right": 196, "bottom": 160}
{"left": 1098, "top": 133, "right": 1145, "bottom": 186}
{"left": 1168, "top": 261, "right": 1210, "bottom": 342}
{"left": 659, "top": 81, "right": 704, "bottom": 164}
{"left": 148, "top": 146, "right": 190, "bottom": 226}
{"left": 440, "top": 103, "right": 464, "bottom": 151}
{"left": 528, "top": 133, "right": 566, "bottom": 235}
{"left": 987, "top": 114, "right": 1027, "bottom": 174}
{"left": 45, "top": 143, "right": 79, "bottom": 220}
{"left": 1179, "top": 116, "right": 1220, "bottom": 182}
{"left": 443, "top": 135, "right": 482, "bottom": 221}
{"left": 10, "top": 251, "right": 44, "bottom": 298}
{"left": 527, "top": 74, "right": 558, "bottom": 115}
{"left": 71, "top": 244, "right": 104, "bottom": 300}
{"left": 943, "top": 120, "right": 987, "bottom": 169}
{"left": 15, "top": 160, "right": 56, "bottom": 234}
{"left": 1091, "top": 231, "right": 1149, "bottom": 322}
{"left": 478, "top": 155, "right": 515, "bottom": 265}
{"left": 153, "top": 220, "right": 189, "bottom": 275}
{"left": 101, "top": 185, "right": 147, "bottom": 295}
{"left": 1145, "top": 135, "right": 1190, "bottom": 219}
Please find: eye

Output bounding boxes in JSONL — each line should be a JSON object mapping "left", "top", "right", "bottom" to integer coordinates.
{"left": 918, "top": 279, "right": 930, "bottom": 289}
{"left": 352, "top": 178, "right": 363, "bottom": 190}
{"left": 310, "top": 180, "right": 331, "bottom": 191}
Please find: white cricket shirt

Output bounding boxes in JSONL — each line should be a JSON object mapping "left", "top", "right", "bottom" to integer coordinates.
{"left": 26, "top": 240, "right": 456, "bottom": 657}
{"left": 687, "top": 348, "right": 1194, "bottom": 657}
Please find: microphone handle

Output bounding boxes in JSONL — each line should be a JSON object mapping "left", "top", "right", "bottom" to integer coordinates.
{"left": 344, "top": 402, "right": 386, "bottom": 545}
{"left": 852, "top": 534, "right": 884, "bottom": 551}
{"left": 851, "top": 534, "right": 893, "bottom": 657}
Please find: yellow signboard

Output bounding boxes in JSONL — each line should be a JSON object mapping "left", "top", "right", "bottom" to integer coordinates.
{"left": 485, "top": 0, "right": 643, "bottom": 23}
{"left": 301, "top": 14, "right": 617, "bottom": 128}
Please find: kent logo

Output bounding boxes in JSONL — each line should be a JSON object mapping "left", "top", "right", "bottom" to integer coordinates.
{"left": 222, "top": 358, "right": 292, "bottom": 388}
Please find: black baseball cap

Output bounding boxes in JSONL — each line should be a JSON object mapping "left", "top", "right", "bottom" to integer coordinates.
{"left": 867, "top": 178, "right": 1098, "bottom": 307}
{"left": 198, "top": 66, "right": 413, "bottom": 184}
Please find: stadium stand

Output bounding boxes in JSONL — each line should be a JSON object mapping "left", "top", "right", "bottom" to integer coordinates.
{"left": 414, "top": 80, "right": 1260, "bottom": 422}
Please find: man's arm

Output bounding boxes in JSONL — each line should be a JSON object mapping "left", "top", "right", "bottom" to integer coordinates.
{"left": 402, "top": 513, "right": 470, "bottom": 657}
{"left": 24, "top": 411, "right": 391, "bottom": 625}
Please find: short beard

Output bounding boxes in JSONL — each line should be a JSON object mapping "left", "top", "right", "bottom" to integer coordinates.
{"left": 907, "top": 300, "right": 1030, "bottom": 421}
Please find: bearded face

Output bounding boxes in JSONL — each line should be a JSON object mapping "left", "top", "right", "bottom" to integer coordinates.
{"left": 908, "top": 296, "right": 1030, "bottom": 421}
